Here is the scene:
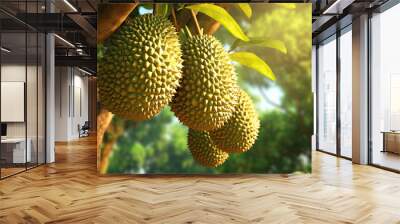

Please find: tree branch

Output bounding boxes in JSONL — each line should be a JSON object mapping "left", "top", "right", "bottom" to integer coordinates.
{"left": 99, "top": 121, "right": 124, "bottom": 174}
{"left": 97, "top": 3, "right": 138, "bottom": 43}
{"left": 171, "top": 6, "right": 179, "bottom": 31}
{"left": 207, "top": 21, "right": 221, "bottom": 35}
{"left": 97, "top": 109, "right": 113, "bottom": 170}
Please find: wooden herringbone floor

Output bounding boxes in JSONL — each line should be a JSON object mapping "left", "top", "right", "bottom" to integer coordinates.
{"left": 0, "top": 136, "right": 400, "bottom": 224}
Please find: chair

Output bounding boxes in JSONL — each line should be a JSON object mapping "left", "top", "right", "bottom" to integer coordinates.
{"left": 79, "top": 121, "right": 90, "bottom": 138}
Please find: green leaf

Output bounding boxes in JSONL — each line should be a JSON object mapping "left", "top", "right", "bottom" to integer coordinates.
{"left": 176, "top": 4, "right": 186, "bottom": 11}
{"left": 156, "top": 4, "right": 169, "bottom": 17}
{"left": 97, "top": 43, "right": 105, "bottom": 61}
{"left": 140, "top": 4, "right": 153, "bottom": 10}
{"left": 278, "top": 3, "right": 296, "bottom": 9}
{"left": 186, "top": 4, "right": 249, "bottom": 41}
{"left": 230, "top": 52, "right": 276, "bottom": 81}
{"left": 231, "top": 38, "right": 287, "bottom": 54}
{"left": 237, "top": 3, "right": 252, "bottom": 18}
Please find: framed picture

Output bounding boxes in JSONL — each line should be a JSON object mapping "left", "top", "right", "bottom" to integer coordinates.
{"left": 97, "top": 2, "right": 312, "bottom": 174}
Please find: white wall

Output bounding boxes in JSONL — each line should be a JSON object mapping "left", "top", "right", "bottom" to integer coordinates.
{"left": 1, "top": 63, "right": 46, "bottom": 164}
{"left": 1, "top": 65, "right": 42, "bottom": 138}
{"left": 55, "top": 67, "right": 89, "bottom": 141}
{"left": 1, "top": 65, "right": 26, "bottom": 138}
{"left": 55, "top": 66, "right": 70, "bottom": 141}
{"left": 72, "top": 73, "right": 89, "bottom": 138}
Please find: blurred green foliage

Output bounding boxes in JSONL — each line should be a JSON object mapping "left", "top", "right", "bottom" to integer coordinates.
{"left": 104, "top": 4, "right": 312, "bottom": 174}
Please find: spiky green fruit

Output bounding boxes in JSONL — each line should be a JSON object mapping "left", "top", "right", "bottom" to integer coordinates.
{"left": 210, "top": 89, "right": 260, "bottom": 153}
{"left": 98, "top": 14, "right": 182, "bottom": 121}
{"left": 171, "top": 35, "right": 237, "bottom": 131}
{"left": 188, "top": 129, "right": 229, "bottom": 168}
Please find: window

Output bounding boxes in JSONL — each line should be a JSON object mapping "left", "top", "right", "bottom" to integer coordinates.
{"left": 317, "top": 36, "right": 337, "bottom": 154}
{"left": 339, "top": 27, "right": 352, "bottom": 158}
{"left": 370, "top": 3, "right": 400, "bottom": 171}
{"left": 0, "top": 1, "right": 47, "bottom": 179}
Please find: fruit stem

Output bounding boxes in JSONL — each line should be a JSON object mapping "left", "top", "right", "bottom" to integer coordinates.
{"left": 190, "top": 9, "right": 202, "bottom": 35}
{"left": 185, "top": 26, "right": 193, "bottom": 39}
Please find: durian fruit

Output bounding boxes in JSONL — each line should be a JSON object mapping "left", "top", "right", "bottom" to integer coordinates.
{"left": 98, "top": 14, "right": 182, "bottom": 121}
{"left": 188, "top": 129, "right": 229, "bottom": 167}
{"left": 209, "top": 89, "right": 260, "bottom": 153}
{"left": 171, "top": 35, "right": 237, "bottom": 131}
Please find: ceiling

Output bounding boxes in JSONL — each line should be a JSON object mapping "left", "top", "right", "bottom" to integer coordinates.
{"left": 312, "top": 0, "right": 391, "bottom": 43}
{"left": 1, "top": 32, "right": 45, "bottom": 62}
{"left": 0, "top": 0, "right": 97, "bottom": 74}
{"left": 1, "top": 0, "right": 396, "bottom": 73}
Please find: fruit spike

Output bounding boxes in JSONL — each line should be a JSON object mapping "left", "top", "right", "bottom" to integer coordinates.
{"left": 98, "top": 14, "right": 183, "bottom": 121}
{"left": 188, "top": 129, "right": 229, "bottom": 168}
{"left": 209, "top": 89, "right": 260, "bottom": 153}
{"left": 171, "top": 35, "right": 238, "bottom": 131}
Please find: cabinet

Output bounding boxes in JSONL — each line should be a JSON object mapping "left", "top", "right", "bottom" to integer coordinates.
{"left": 382, "top": 132, "right": 400, "bottom": 154}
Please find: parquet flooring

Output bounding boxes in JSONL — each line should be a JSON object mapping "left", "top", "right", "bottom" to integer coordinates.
{"left": 0, "top": 136, "right": 400, "bottom": 223}
{"left": 1, "top": 167, "right": 26, "bottom": 178}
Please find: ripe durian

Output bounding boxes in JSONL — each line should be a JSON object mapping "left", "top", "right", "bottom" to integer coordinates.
{"left": 188, "top": 129, "right": 229, "bottom": 167}
{"left": 98, "top": 14, "right": 182, "bottom": 121}
{"left": 171, "top": 35, "right": 237, "bottom": 131}
{"left": 210, "top": 89, "right": 260, "bottom": 153}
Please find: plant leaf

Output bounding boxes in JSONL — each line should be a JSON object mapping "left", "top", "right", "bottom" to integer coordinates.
{"left": 186, "top": 4, "right": 249, "bottom": 41}
{"left": 230, "top": 52, "right": 276, "bottom": 81}
{"left": 278, "top": 3, "right": 296, "bottom": 9}
{"left": 231, "top": 38, "right": 287, "bottom": 54}
{"left": 237, "top": 3, "right": 252, "bottom": 18}
{"left": 140, "top": 4, "right": 153, "bottom": 10}
{"left": 156, "top": 4, "right": 169, "bottom": 17}
{"left": 177, "top": 4, "right": 186, "bottom": 11}
{"left": 97, "top": 43, "right": 105, "bottom": 61}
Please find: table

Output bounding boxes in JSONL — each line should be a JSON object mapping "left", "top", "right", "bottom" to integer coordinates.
{"left": 1, "top": 138, "right": 31, "bottom": 163}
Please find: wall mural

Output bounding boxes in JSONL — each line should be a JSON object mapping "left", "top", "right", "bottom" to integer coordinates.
{"left": 97, "top": 3, "right": 312, "bottom": 174}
